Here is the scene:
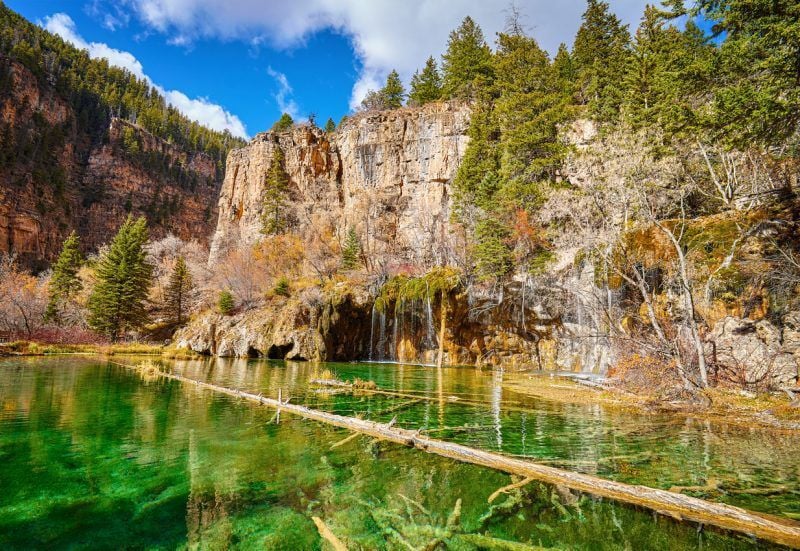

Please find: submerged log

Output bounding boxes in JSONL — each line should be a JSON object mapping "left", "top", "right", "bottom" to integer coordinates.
{"left": 312, "top": 516, "right": 347, "bottom": 551}
{"left": 115, "top": 362, "right": 800, "bottom": 548}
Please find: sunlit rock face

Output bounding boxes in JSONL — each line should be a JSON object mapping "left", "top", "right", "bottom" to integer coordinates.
{"left": 208, "top": 101, "right": 470, "bottom": 268}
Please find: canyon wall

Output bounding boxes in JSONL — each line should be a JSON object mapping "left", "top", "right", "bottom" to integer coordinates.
{"left": 0, "top": 58, "right": 221, "bottom": 268}
{"left": 209, "top": 101, "right": 470, "bottom": 268}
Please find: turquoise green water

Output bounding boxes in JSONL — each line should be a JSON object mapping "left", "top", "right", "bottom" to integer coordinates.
{"left": 0, "top": 357, "right": 796, "bottom": 550}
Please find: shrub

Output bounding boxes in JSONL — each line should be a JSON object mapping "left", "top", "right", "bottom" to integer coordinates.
{"left": 218, "top": 290, "right": 235, "bottom": 315}
{"left": 273, "top": 277, "right": 290, "bottom": 297}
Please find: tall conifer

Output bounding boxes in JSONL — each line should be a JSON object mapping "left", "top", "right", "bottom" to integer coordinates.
{"left": 45, "top": 231, "right": 83, "bottom": 323}
{"left": 409, "top": 57, "right": 443, "bottom": 105}
{"left": 87, "top": 216, "right": 152, "bottom": 340}
{"left": 441, "top": 16, "right": 494, "bottom": 98}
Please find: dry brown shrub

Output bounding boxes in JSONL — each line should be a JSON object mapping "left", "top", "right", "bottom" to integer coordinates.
{"left": 607, "top": 353, "right": 681, "bottom": 396}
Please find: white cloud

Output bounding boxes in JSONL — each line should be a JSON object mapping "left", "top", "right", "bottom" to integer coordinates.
{"left": 40, "top": 13, "right": 248, "bottom": 138}
{"left": 121, "top": 0, "right": 650, "bottom": 109}
{"left": 266, "top": 67, "right": 302, "bottom": 120}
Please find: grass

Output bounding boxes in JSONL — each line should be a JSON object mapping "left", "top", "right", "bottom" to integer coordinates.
{"left": 0, "top": 341, "right": 202, "bottom": 359}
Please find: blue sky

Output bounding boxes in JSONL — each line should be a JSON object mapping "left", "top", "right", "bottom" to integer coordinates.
{"left": 7, "top": 1, "right": 656, "bottom": 139}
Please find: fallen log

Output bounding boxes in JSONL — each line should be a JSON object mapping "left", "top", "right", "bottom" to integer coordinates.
{"left": 114, "top": 361, "right": 800, "bottom": 548}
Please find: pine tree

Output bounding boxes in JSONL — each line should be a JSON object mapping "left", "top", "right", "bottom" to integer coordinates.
{"left": 381, "top": 70, "right": 406, "bottom": 108}
{"left": 165, "top": 256, "right": 192, "bottom": 325}
{"left": 493, "top": 32, "right": 569, "bottom": 190}
{"left": 324, "top": 117, "right": 336, "bottom": 133}
{"left": 441, "top": 16, "right": 494, "bottom": 99}
{"left": 87, "top": 216, "right": 153, "bottom": 340}
{"left": 272, "top": 113, "right": 294, "bottom": 132}
{"left": 261, "top": 146, "right": 290, "bottom": 234}
{"left": 572, "top": 0, "right": 632, "bottom": 122}
{"left": 409, "top": 56, "right": 443, "bottom": 105}
{"left": 553, "top": 43, "right": 576, "bottom": 101}
{"left": 218, "top": 290, "right": 234, "bottom": 315}
{"left": 45, "top": 231, "right": 83, "bottom": 323}
{"left": 341, "top": 227, "right": 361, "bottom": 270}
{"left": 622, "top": 5, "right": 682, "bottom": 129}
{"left": 667, "top": 0, "right": 800, "bottom": 146}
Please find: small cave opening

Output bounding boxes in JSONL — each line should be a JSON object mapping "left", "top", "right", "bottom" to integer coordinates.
{"left": 246, "top": 347, "right": 262, "bottom": 358}
{"left": 267, "top": 343, "right": 293, "bottom": 360}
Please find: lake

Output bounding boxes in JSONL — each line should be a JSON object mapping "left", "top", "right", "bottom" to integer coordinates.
{"left": 0, "top": 356, "right": 797, "bottom": 549}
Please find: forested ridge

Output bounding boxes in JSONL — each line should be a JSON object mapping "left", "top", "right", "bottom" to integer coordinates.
{"left": 0, "top": 3, "right": 244, "bottom": 171}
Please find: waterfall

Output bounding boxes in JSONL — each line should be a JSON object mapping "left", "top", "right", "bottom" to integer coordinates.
{"left": 425, "top": 296, "right": 436, "bottom": 350}
{"left": 368, "top": 303, "right": 377, "bottom": 361}
{"left": 391, "top": 307, "right": 399, "bottom": 362}
{"left": 377, "top": 309, "right": 387, "bottom": 361}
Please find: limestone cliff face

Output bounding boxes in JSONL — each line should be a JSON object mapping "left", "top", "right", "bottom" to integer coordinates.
{"left": 209, "top": 102, "right": 470, "bottom": 266}
{"left": 0, "top": 58, "right": 221, "bottom": 268}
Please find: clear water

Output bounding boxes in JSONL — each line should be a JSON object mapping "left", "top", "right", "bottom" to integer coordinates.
{"left": 0, "top": 356, "right": 796, "bottom": 550}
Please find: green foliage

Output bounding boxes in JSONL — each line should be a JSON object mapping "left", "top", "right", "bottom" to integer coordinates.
{"left": 165, "top": 256, "right": 192, "bottom": 325}
{"left": 381, "top": 70, "right": 406, "bottom": 109}
{"left": 272, "top": 113, "right": 294, "bottom": 132}
{"left": 217, "top": 290, "right": 235, "bottom": 315}
{"left": 409, "top": 57, "right": 443, "bottom": 105}
{"left": 622, "top": 6, "right": 713, "bottom": 134}
{"left": 672, "top": 0, "right": 800, "bottom": 147}
{"left": 87, "top": 216, "right": 153, "bottom": 340}
{"left": 341, "top": 227, "right": 361, "bottom": 270}
{"left": 441, "top": 16, "right": 494, "bottom": 99}
{"left": 261, "top": 146, "right": 290, "bottom": 235}
{"left": 494, "top": 32, "right": 570, "bottom": 188}
{"left": 273, "top": 277, "right": 290, "bottom": 297}
{"left": 473, "top": 217, "right": 514, "bottom": 280}
{"left": 572, "top": 0, "right": 632, "bottom": 122}
{"left": 324, "top": 118, "right": 336, "bottom": 133}
{"left": 45, "top": 231, "right": 83, "bottom": 323}
{"left": 376, "top": 267, "right": 461, "bottom": 313}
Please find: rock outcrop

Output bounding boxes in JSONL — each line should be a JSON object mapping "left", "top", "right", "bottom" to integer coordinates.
{"left": 209, "top": 102, "right": 470, "bottom": 267}
{"left": 706, "top": 316, "right": 799, "bottom": 387}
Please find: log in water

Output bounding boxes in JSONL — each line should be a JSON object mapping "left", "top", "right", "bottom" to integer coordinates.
{"left": 116, "top": 361, "right": 800, "bottom": 548}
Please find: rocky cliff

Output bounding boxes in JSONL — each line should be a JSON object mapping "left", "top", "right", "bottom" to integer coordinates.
{"left": 0, "top": 57, "right": 221, "bottom": 269}
{"left": 180, "top": 103, "right": 618, "bottom": 373}
{"left": 209, "top": 101, "right": 469, "bottom": 267}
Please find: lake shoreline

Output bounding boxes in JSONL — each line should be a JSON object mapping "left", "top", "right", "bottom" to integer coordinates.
{"left": 4, "top": 340, "right": 799, "bottom": 432}
{"left": 504, "top": 371, "right": 800, "bottom": 432}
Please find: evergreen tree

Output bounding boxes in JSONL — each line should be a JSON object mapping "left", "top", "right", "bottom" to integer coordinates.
{"left": 441, "top": 16, "right": 494, "bottom": 99}
{"left": 494, "top": 32, "right": 568, "bottom": 190}
{"left": 165, "top": 256, "right": 192, "bottom": 325}
{"left": 272, "top": 113, "right": 294, "bottom": 132}
{"left": 409, "top": 56, "right": 443, "bottom": 105}
{"left": 87, "top": 216, "right": 153, "bottom": 340}
{"left": 341, "top": 227, "right": 361, "bottom": 270}
{"left": 553, "top": 43, "right": 576, "bottom": 101}
{"left": 666, "top": 0, "right": 800, "bottom": 146}
{"left": 218, "top": 290, "right": 234, "bottom": 315}
{"left": 473, "top": 217, "right": 513, "bottom": 280}
{"left": 324, "top": 117, "right": 336, "bottom": 133}
{"left": 45, "top": 231, "right": 83, "bottom": 322}
{"left": 572, "top": 0, "right": 632, "bottom": 122}
{"left": 622, "top": 5, "right": 686, "bottom": 129}
{"left": 261, "top": 146, "right": 290, "bottom": 234}
{"left": 381, "top": 70, "right": 406, "bottom": 108}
